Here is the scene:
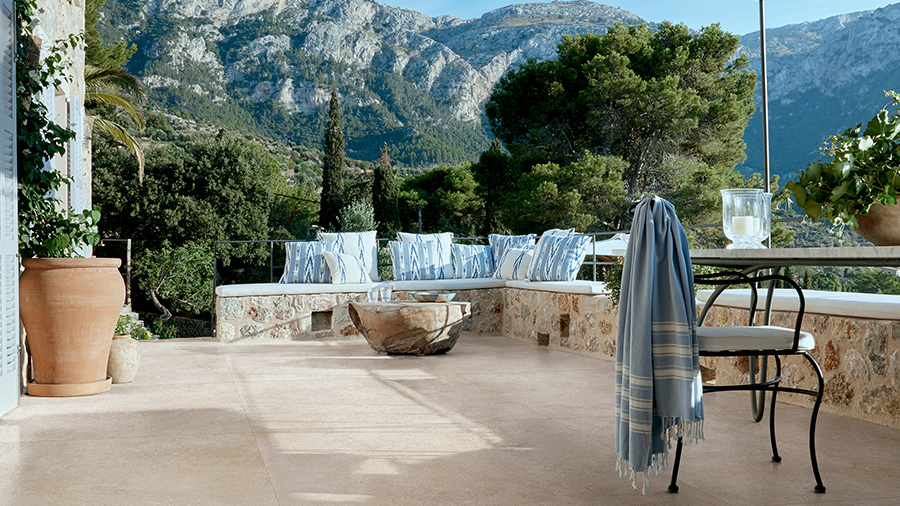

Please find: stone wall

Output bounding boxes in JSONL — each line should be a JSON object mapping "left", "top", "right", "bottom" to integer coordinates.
{"left": 703, "top": 306, "right": 900, "bottom": 429}
{"left": 216, "top": 289, "right": 504, "bottom": 343}
{"left": 502, "top": 288, "right": 618, "bottom": 359}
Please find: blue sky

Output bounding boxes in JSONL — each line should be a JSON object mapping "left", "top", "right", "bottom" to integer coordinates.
{"left": 383, "top": 0, "right": 896, "bottom": 35}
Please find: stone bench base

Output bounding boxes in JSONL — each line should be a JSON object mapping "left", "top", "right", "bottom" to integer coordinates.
{"left": 216, "top": 289, "right": 503, "bottom": 343}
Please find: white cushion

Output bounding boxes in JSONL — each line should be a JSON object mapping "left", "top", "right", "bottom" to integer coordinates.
{"left": 318, "top": 231, "right": 379, "bottom": 282}
{"left": 527, "top": 233, "right": 591, "bottom": 281}
{"left": 506, "top": 280, "right": 609, "bottom": 295}
{"left": 488, "top": 234, "right": 536, "bottom": 275}
{"left": 279, "top": 241, "right": 337, "bottom": 283}
{"left": 697, "top": 288, "right": 900, "bottom": 321}
{"left": 451, "top": 243, "right": 493, "bottom": 279}
{"left": 697, "top": 325, "right": 815, "bottom": 352}
{"left": 323, "top": 251, "right": 369, "bottom": 284}
{"left": 493, "top": 247, "right": 533, "bottom": 280}
{"left": 390, "top": 240, "right": 450, "bottom": 280}
{"left": 217, "top": 283, "right": 378, "bottom": 297}
{"left": 390, "top": 278, "right": 508, "bottom": 291}
{"left": 396, "top": 232, "right": 453, "bottom": 279}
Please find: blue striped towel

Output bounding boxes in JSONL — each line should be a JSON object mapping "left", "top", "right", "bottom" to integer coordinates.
{"left": 614, "top": 196, "right": 704, "bottom": 493}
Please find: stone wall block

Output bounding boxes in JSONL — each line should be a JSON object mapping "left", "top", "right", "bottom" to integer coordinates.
{"left": 865, "top": 323, "right": 888, "bottom": 376}
{"left": 892, "top": 321, "right": 900, "bottom": 341}
{"left": 556, "top": 294, "right": 570, "bottom": 313}
{"left": 891, "top": 350, "right": 900, "bottom": 388}
{"left": 240, "top": 324, "right": 264, "bottom": 339}
{"left": 219, "top": 322, "right": 236, "bottom": 342}
{"left": 249, "top": 305, "right": 272, "bottom": 323}
{"left": 272, "top": 296, "right": 296, "bottom": 320}
{"left": 308, "top": 294, "right": 337, "bottom": 311}
{"left": 844, "top": 348, "right": 870, "bottom": 381}
{"left": 823, "top": 340, "right": 839, "bottom": 371}
{"left": 823, "top": 372, "right": 853, "bottom": 407}
{"left": 268, "top": 324, "right": 294, "bottom": 340}
{"left": 859, "top": 385, "right": 900, "bottom": 419}
{"left": 220, "top": 298, "right": 243, "bottom": 319}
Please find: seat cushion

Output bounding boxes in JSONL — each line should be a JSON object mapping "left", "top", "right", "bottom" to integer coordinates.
{"left": 506, "top": 280, "right": 609, "bottom": 295}
{"left": 697, "top": 325, "right": 815, "bottom": 352}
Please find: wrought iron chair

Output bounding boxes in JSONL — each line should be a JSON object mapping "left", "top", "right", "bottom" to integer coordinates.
{"left": 666, "top": 270, "right": 827, "bottom": 493}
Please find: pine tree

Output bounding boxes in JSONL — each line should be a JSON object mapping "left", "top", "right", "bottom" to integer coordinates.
{"left": 372, "top": 144, "right": 400, "bottom": 236}
{"left": 320, "top": 89, "right": 345, "bottom": 230}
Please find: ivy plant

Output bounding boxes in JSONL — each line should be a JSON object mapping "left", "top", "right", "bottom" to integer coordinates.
{"left": 16, "top": 0, "right": 101, "bottom": 258}
{"left": 786, "top": 91, "right": 900, "bottom": 229}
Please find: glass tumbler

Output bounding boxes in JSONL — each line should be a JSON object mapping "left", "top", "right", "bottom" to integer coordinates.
{"left": 379, "top": 284, "right": 393, "bottom": 302}
{"left": 366, "top": 286, "right": 380, "bottom": 302}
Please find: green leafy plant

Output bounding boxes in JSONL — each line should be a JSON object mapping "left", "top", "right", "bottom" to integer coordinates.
{"left": 150, "top": 318, "right": 179, "bottom": 339}
{"left": 786, "top": 91, "right": 900, "bottom": 229}
{"left": 134, "top": 241, "right": 214, "bottom": 319}
{"left": 16, "top": 0, "right": 101, "bottom": 258}
{"left": 115, "top": 314, "right": 152, "bottom": 340}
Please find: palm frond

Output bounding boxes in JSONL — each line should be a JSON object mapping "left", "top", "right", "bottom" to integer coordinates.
{"left": 84, "top": 64, "right": 146, "bottom": 100}
{"left": 85, "top": 90, "right": 144, "bottom": 127}
{"left": 92, "top": 117, "right": 145, "bottom": 181}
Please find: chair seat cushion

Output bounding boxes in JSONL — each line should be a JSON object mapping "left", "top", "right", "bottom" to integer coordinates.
{"left": 697, "top": 325, "right": 815, "bottom": 352}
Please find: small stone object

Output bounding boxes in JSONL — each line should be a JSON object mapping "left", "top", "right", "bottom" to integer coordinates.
{"left": 108, "top": 334, "right": 141, "bottom": 384}
{"left": 348, "top": 301, "right": 471, "bottom": 355}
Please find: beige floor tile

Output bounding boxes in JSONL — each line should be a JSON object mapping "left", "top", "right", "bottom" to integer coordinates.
{"left": 0, "top": 383, "right": 250, "bottom": 443}
{"left": 0, "top": 433, "right": 278, "bottom": 506}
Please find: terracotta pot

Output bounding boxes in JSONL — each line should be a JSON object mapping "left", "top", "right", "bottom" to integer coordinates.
{"left": 108, "top": 333, "right": 141, "bottom": 384}
{"left": 20, "top": 258, "right": 125, "bottom": 397}
{"left": 855, "top": 203, "right": 900, "bottom": 246}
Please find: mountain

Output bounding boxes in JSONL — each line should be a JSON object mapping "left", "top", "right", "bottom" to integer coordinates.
{"left": 97, "top": 0, "right": 643, "bottom": 165}
{"left": 739, "top": 3, "right": 900, "bottom": 181}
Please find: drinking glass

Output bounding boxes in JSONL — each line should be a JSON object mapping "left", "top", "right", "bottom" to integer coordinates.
{"left": 379, "top": 284, "right": 393, "bottom": 302}
{"left": 367, "top": 286, "right": 380, "bottom": 302}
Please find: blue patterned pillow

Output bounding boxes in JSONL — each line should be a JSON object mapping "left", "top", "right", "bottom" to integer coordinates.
{"left": 493, "top": 247, "right": 534, "bottom": 280}
{"left": 396, "top": 232, "right": 453, "bottom": 279}
{"left": 323, "top": 251, "right": 370, "bottom": 284}
{"left": 527, "top": 234, "right": 592, "bottom": 282}
{"left": 390, "top": 240, "right": 449, "bottom": 281}
{"left": 318, "top": 231, "right": 379, "bottom": 281}
{"left": 488, "top": 234, "right": 536, "bottom": 275}
{"left": 451, "top": 244, "right": 494, "bottom": 279}
{"left": 279, "top": 241, "right": 337, "bottom": 283}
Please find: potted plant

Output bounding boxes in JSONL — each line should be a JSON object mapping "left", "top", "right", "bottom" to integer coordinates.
{"left": 16, "top": 1, "right": 125, "bottom": 397}
{"left": 786, "top": 91, "right": 900, "bottom": 245}
{"left": 107, "top": 315, "right": 149, "bottom": 384}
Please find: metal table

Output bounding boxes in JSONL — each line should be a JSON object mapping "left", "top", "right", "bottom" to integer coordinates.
{"left": 689, "top": 246, "right": 900, "bottom": 421}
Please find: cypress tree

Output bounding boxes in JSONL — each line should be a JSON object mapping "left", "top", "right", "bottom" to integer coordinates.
{"left": 372, "top": 144, "right": 400, "bottom": 236}
{"left": 320, "top": 88, "right": 345, "bottom": 230}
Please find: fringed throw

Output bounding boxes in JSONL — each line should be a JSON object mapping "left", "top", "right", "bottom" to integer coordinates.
{"left": 614, "top": 197, "right": 704, "bottom": 493}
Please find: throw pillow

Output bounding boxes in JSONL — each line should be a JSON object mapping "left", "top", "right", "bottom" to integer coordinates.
{"left": 279, "top": 241, "right": 337, "bottom": 283}
{"left": 493, "top": 247, "right": 534, "bottom": 280}
{"left": 488, "top": 234, "right": 536, "bottom": 275}
{"left": 317, "top": 231, "right": 379, "bottom": 282}
{"left": 528, "top": 234, "right": 592, "bottom": 282}
{"left": 451, "top": 243, "right": 494, "bottom": 279}
{"left": 541, "top": 227, "right": 576, "bottom": 237}
{"left": 395, "top": 231, "right": 453, "bottom": 279}
{"left": 323, "top": 251, "right": 370, "bottom": 284}
{"left": 389, "top": 240, "right": 449, "bottom": 281}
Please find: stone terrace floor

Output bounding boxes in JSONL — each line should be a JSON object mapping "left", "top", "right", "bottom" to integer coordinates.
{"left": 1, "top": 334, "right": 899, "bottom": 505}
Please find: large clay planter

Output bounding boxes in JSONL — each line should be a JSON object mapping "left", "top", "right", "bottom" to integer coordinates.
{"left": 20, "top": 258, "right": 125, "bottom": 397}
{"left": 855, "top": 203, "right": 900, "bottom": 246}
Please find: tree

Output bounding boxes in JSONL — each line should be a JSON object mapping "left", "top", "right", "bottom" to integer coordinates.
{"left": 339, "top": 200, "right": 378, "bottom": 233}
{"left": 401, "top": 165, "right": 483, "bottom": 236}
{"left": 372, "top": 144, "right": 401, "bottom": 236}
{"left": 85, "top": 64, "right": 147, "bottom": 178}
{"left": 320, "top": 88, "right": 345, "bottom": 230}
{"left": 85, "top": 0, "right": 136, "bottom": 70}
{"left": 486, "top": 23, "right": 756, "bottom": 199}
{"left": 471, "top": 139, "right": 519, "bottom": 234}
{"left": 500, "top": 152, "right": 627, "bottom": 233}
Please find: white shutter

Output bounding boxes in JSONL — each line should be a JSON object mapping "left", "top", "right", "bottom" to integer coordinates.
{"left": 0, "top": 0, "right": 19, "bottom": 416}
